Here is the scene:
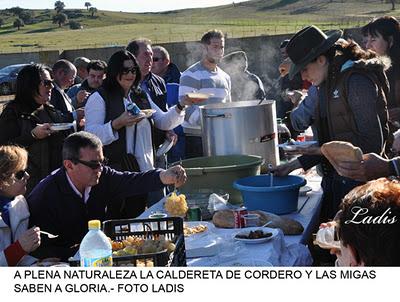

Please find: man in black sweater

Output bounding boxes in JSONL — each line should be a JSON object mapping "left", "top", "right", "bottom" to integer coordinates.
{"left": 27, "top": 131, "right": 186, "bottom": 261}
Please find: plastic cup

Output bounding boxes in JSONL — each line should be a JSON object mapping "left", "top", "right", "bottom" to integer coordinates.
{"left": 243, "top": 213, "right": 260, "bottom": 227}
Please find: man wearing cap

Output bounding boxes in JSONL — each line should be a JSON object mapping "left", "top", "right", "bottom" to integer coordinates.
{"left": 273, "top": 25, "right": 389, "bottom": 220}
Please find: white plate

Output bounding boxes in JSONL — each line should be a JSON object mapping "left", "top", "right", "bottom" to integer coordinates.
{"left": 184, "top": 221, "right": 215, "bottom": 238}
{"left": 234, "top": 227, "right": 278, "bottom": 244}
{"left": 186, "top": 92, "right": 213, "bottom": 100}
{"left": 279, "top": 141, "right": 318, "bottom": 151}
{"left": 217, "top": 257, "right": 273, "bottom": 267}
{"left": 299, "top": 185, "right": 312, "bottom": 196}
{"left": 156, "top": 139, "right": 174, "bottom": 157}
{"left": 139, "top": 109, "right": 156, "bottom": 118}
{"left": 49, "top": 123, "right": 74, "bottom": 131}
{"left": 184, "top": 222, "right": 219, "bottom": 258}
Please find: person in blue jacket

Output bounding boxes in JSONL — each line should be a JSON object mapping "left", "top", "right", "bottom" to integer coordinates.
{"left": 27, "top": 131, "right": 187, "bottom": 261}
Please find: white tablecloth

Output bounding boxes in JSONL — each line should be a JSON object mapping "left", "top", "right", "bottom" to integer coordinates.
{"left": 139, "top": 174, "right": 323, "bottom": 267}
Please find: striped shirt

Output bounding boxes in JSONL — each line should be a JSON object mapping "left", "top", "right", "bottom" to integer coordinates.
{"left": 179, "top": 61, "right": 231, "bottom": 126}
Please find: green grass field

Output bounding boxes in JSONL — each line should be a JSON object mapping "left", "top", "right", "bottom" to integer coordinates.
{"left": 0, "top": 0, "right": 399, "bottom": 53}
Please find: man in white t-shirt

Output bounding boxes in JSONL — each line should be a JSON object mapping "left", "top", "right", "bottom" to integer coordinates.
{"left": 179, "top": 29, "right": 231, "bottom": 157}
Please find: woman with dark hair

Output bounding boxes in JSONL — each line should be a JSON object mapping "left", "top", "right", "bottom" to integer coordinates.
{"left": 0, "top": 64, "right": 74, "bottom": 192}
{"left": 0, "top": 145, "right": 41, "bottom": 266}
{"left": 362, "top": 16, "right": 400, "bottom": 128}
{"left": 272, "top": 25, "right": 389, "bottom": 220}
{"left": 85, "top": 50, "right": 188, "bottom": 218}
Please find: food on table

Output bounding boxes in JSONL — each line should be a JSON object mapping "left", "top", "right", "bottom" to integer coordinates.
{"left": 165, "top": 192, "right": 188, "bottom": 216}
{"left": 321, "top": 141, "right": 363, "bottom": 167}
{"left": 212, "top": 209, "right": 304, "bottom": 235}
{"left": 235, "top": 229, "right": 272, "bottom": 240}
{"left": 183, "top": 224, "right": 208, "bottom": 236}
{"left": 109, "top": 235, "right": 175, "bottom": 257}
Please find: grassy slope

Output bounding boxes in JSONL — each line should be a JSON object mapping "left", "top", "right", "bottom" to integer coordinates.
{"left": 0, "top": 0, "right": 399, "bottom": 53}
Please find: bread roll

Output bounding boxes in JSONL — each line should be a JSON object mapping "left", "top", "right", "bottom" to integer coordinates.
{"left": 212, "top": 209, "right": 304, "bottom": 235}
{"left": 321, "top": 141, "right": 363, "bottom": 167}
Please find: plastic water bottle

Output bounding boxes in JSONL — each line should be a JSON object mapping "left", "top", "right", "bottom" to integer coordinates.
{"left": 79, "top": 220, "right": 113, "bottom": 267}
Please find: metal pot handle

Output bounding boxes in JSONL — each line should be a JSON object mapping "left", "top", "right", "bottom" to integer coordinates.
{"left": 204, "top": 113, "right": 232, "bottom": 118}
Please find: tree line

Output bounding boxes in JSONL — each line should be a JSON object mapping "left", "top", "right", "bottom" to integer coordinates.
{"left": 0, "top": 1, "right": 98, "bottom": 31}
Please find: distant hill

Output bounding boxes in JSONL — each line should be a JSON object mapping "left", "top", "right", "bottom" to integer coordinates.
{"left": 0, "top": 0, "right": 399, "bottom": 53}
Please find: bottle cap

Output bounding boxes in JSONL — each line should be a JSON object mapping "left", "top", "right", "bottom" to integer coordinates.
{"left": 88, "top": 220, "right": 101, "bottom": 230}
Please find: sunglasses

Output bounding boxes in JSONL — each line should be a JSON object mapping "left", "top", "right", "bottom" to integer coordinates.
{"left": 153, "top": 57, "right": 162, "bottom": 62}
{"left": 14, "top": 170, "right": 28, "bottom": 181}
{"left": 41, "top": 79, "right": 54, "bottom": 88}
{"left": 121, "top": 67, "right": 137, "bottom": 75}
{"left": 72, "top": 158, "right": 108, "bottom": 170}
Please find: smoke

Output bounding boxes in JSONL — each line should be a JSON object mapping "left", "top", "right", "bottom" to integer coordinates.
{"left": 219, "top": 51, "right": 264, "bottom": 102}
{"left": 183, "top": 41, "right": 203, "bottom": 69}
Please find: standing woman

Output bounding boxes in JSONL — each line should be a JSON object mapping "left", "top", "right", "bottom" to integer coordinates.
{"left": 85, "top": 50, "right": 188, "bottom": 218}
{"left": 273, "top": 26, "right": 389, "bottom": 221}
{"left": 362, "top": 16, "right": 400, "bottom": 126}
{"left": 0, "top": 145, "right": 40, "bottom": 266}
{"left": 0, "top": 64, "right": 74, "bottom": 192}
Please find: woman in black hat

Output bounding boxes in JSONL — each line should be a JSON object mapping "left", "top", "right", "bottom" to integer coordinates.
{"left": 273, "top": 25, "right": 390, "bottom": 221}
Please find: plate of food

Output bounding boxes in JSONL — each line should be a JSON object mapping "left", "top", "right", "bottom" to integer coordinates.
{"left": 278, "top": 140, "right": 318, "bottom": 151}
{"left": 49, "top": 123, "right": 74, "bottom": 131}
{"left": 184, "top": 221, "right": 214, "bottom": 237}
{"left": 186, "top": 92, "right": 214, "bottom": 100}
{"left": 138, "top": 109, "right": 156, "bottom": 118}
{"left": 234, "top": 227, "right": 278, "bottom": 244}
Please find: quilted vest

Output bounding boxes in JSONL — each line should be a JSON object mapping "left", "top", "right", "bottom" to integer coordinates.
{"left": 98, "top": 87, "right": 155, "bottom": 165}
{"left": 318, "top": 66, "right": 389, "bottom": 156}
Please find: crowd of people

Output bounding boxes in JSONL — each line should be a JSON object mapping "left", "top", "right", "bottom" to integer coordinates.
{"left": 0, "top": 19, "right": 400, "bottom": 266}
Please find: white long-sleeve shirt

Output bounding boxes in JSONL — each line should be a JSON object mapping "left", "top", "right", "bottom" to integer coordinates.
{"left": 85, "top": 91, "right": 184, "bottom": 171}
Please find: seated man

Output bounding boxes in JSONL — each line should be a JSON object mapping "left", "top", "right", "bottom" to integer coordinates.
{"left": 335, "top": 178, "right": 400, "bottom": 266}
{"left": 27, "top": 131, "right": 186, "bottom": 261}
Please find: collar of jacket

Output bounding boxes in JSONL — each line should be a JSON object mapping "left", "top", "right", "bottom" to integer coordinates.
{"left": 54, "top": 167, "right": 84, "bottom": 198}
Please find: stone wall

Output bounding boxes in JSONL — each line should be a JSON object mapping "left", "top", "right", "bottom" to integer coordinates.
{"left": 0, "top": 27, "right": 362, "bottom": 91}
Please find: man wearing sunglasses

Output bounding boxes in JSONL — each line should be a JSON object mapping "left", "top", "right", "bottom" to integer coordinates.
{"left": 151, "top": 46, "right": 181, "bottom": 85}
{"left": 27, "top": 131, "right": 187, "bottom": 261}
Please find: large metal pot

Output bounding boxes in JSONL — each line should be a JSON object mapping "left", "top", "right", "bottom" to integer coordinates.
{"left": 200, "top": 100, "right": 278, "bottom": 166}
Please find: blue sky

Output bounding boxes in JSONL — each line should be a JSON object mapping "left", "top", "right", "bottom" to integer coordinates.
{"left": 0, "top": 0, "right": 250, "bottom": 13}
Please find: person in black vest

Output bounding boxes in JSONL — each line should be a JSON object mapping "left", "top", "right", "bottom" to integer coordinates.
{"left": 85, "top": 50, "right": 192, "bottom": 219}
{"left": 272, "top": 25, "right": 389, "bottom": 221}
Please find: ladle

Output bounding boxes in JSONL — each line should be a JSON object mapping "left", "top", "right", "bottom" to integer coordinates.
{"left": 267, "top": 163, "right": 274, "bottom": 187}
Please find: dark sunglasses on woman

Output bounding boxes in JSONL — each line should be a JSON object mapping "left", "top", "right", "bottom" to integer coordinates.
{"left": 41, "top": 79, "right": 54, "bottom": 88}
{"left": 121, "top": 67, "right": 136, "bottom": 75}
{"left": 14, "top": 170, "right": 28, "bottom": 181}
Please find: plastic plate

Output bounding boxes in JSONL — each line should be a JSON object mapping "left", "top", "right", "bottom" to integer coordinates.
{"left": 234, "top": 227, "right": 278, "bottom": 244}
{"left": 49, "top": 123, "right": 74, "bottom": 131}
{"left": 139, "top": 109, "right": 156, "bottom": 118}
{"left": 279, "top": 141, "right": 318, "bottom": 151}
{"left": 156, "top": 139, "right": 174, "bottom": 157}
{"left": 186, "top": 92, "right": 213, "bottom": 100}
{"left": 217, "top": 258, "right": 273, "bottom": 267}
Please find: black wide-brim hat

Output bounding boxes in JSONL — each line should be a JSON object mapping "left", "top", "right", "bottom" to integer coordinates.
{"left": 287, "top": 25, "right": 343, "bottom": 80}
